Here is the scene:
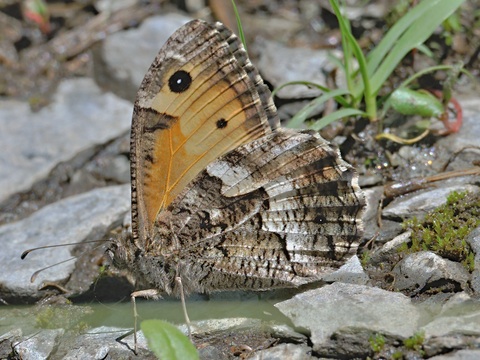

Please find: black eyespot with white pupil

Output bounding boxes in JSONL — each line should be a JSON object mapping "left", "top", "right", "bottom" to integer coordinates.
{"left": 168, "top": 70, "right": 192, "bottom": 93}
{"left": 216, "top": 118, "right": 227, "bottom": 129}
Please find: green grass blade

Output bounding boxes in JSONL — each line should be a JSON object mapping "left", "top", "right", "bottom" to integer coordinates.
{"left": 287, "top": 89, "right": 351, "bottom": 129}
{"left": 231, "top": 0, "right": 247, "bottom": 51}
{"left": 368, "top": 0, "right": 466, "bottom": 96}
{"left": 329, "top": 0, "right": 354, "bottom": 93}
{"left": 310, "top": 108, "right": 366, "bottom": 131}
{"left": 366, "top": 0, "right": 444, "bottom": 76}
{"left": 330, "top": 0, "right": 376, "bottom": 120}
{"left": 141, "top": 320, "right": 199, "bottom": 360}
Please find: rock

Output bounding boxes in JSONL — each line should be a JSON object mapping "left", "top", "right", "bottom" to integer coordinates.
{"left": 370, "top": 231, "right": 411, "bottom": 265}
{"left": 314, "top": 327, "right": 398, "bottom": 359}
{"left": 54, "top": 326, "right": 153, "bottom": 359}
{"left": 435, "top": 97, "right": 480, "bottom": 172}
{"left": 0, "top": 185, "right": 130, "bottom": 302}
{"left": 422, "top": 294, "right": 480, "bottom": 338}
{"left": 249, "top": 343, "right": 314, "bottom": 360}
{"left": 466, "top": 226, "right": 480, "bottom": 295}
{"left": 360, "top": 186, "right": 383, "bottom": 241}
{"left": 322, "top": 255, "right": 370, "bottom": 285}
{"left": 424, "top": 335, "right": 480, "bottom": 358}
{"left": 99, "top": 14, "right": 193, "bottom": 101}
{"left": 0, "top": 78, "right": 132, "bottom": 204}
{"left": 14, "top": 329, "right": 64, "bottom": 359}
{"left": 382, "top": 184, "right": 480, "bottom": 220}
{"left": 95, "top": 0, "right": 137, "bottom": 13}
{"left": 178, "top": 318, "right": 263, "bottom": 336}
{"left": 429, "top": 349, "right": 480, "bottom": 359}
{"left": 391, "top": 251, "right": 470, "bottom": 295}
{"left": 275, "top": 283, "right": 420, "bottom": 352}
{"left": 255, "top": 39, "right": 336, "bottom": 99}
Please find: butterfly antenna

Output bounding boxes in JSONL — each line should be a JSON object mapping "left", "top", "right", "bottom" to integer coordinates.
{"left": 21, "top": 239, "right": 110, "bottom": 283}
{"left": 21, "top": 239, "right": 105, "bottom": 259}
{"left": 28, "top": 257, "right": 76, "bottom": 283}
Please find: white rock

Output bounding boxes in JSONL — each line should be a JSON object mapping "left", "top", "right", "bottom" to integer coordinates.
{"left": 0, "top": 78, "right": 132, "bottom": 203}
{"left": 0, "top": 185, "right": 130, "bottom": 299}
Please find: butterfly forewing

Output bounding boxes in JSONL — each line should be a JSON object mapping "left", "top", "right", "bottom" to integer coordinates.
{"left": 131, "top": 20, "right": 279, "bottom": 243}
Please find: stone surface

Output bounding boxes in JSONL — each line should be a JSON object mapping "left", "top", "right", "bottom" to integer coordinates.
{"left": 255, "top": 38, "right": 336, "bottom": 98}
{"left": 0, "top": 78, "right": 132, "bottom": 203}
{"left": 391, "top": 251, "right": 470, "bottom": 294}
{"left": 249, "top": 343, "right": 314, "bottom": 360}
{"left": 14, "top": 329, "right": 64, "bottom": 360}
{"left": 360, "top": 186, "right": 384, "bottom": 241}
{"left": 466, "top": 226, "right": 480, "bottom": 295}
{"left": 429, "top": 349, "right": 480, "bottom": 360}
{"left": 422, "top": 300, "right": 480, "bottom": 338}
{"left": 54, "top": 326, "right": 152, "bottom": 359}
{"left": 100, "top": 14, "right": 192, "bottom": 101}
{"left": 322, "top": 255, "right": 370, "bottom": 285}
{"left": 435, "top": 97, "right": 480, "bottom": 172}
{"left": 370, "top": 231, "right": 411, "bottom": 264}
{"left": 0, "top": 185, "right": 130, "bottom": 301}
{"left": 275, "top": 283, "right": 420, "bottom": 351}
{"left": 382, "top": 184, "right": 479, "bottom": 219}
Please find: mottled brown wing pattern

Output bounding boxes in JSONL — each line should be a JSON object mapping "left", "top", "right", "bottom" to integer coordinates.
{"left": 137, "top": 129, "right": 364, "bottom": 295}
{"left": 130, "top": 20, "right": 279, "bottom": 249}
{"left": 113, "top": 19, "right": 365, "bottom": 298}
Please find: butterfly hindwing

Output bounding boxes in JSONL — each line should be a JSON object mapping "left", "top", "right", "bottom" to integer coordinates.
{"left": 144, "top": 129, "right": 364, "bottom": 295}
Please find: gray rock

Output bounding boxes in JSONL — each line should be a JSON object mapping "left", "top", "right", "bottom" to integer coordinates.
{"left": 255, "top": 39, "right": 336, "bottom": 99}
{"left": 323, "top": 255, "right": 370, "bottom": 285}
{"left": 0, "top": 185, "right": 130, "bottom": 301}
{"left": 95, "top": 0, "right": 137, "bottom": 13}
{"left": 0, "top": 78, "right": 132, "bottom": 204}
{"left": 435, "top": 97, "right": 480, "bottom": 172}
{"left": 382, "top": 184, "right": 479, "bottom": 219}
{"left": 360, "top": 186, "right": 383, "bottom": 241}
{"left": 54, "top": 326, "right": 152, "bottom": 360}
{"left": 178, "top": 317, "right": 262, "bottom": 336}
{"left": 100, "top": 14, "right": 192, "bottom": 101}
{"left": 422, "top": 293, "right": 480, "bottom": 338}
{"left": 391, "top": 252, "right": 470, "bottom": 294}
{"left": 15, "top": 329, "right": 64, "bottom": 360}
{"left": 269, "top": 324, "right": 307, "bottom": 343}
{"left": 249, "top": 343, "right": 314, "bottom": 360}
{"left": 466, "top": 226, "right": 480, "bottom": 295}
{"left": 370, "top": 231, "right": 411, "bottom": 264}
{"left": 275, "top": 283, "right": 420, "bottom": 352}
{"left": 429, "top": 349, "right": 480, "bottom": 359}
{"left": 314, "top": 327, "right": 399, "bottom": 359}
{"left": 424, "top": 335, "right": 480, "bottom": 358}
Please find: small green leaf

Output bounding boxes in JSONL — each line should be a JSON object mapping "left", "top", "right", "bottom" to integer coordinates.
{"left": 390, "top": 88, "right": 444, "bottom": 118}
{"left": 141, "top": 319, "right": 199, "bottom": 360}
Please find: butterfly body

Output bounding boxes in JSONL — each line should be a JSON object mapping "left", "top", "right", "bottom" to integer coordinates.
{"left": 113, "top": 20, "right": 364, "bottom": 297}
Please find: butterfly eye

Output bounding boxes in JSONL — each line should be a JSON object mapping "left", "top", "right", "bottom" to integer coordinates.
{"left": 168, "top": 70, "right": 192, "bottom": 93}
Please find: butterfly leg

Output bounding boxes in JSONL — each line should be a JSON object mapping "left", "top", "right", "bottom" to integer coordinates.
{"left": 130, "top": 288, "right": 161, "bottom": 353}
{"left": 175, "top": 275, "right": 192, "bottom": 340}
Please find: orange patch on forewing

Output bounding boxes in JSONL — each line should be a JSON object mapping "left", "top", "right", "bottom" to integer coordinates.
{"left": 140, "top": 64, "right": 267, "bottom": 226}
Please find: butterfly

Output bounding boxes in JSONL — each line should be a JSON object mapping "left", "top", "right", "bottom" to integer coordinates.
{"left": 111, "top": 19, "right": 365, "bottom": 299}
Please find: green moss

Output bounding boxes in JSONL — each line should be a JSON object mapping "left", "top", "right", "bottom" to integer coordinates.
{"left": 401, "top": 191, "right": 480, "bottom": 272}
{"left": 369, "top": 333, "right": 386, "bottom": 353}
{"left": 360, "top": 250, "right": 371, "bottom": 268}
{"left": 391, "top": 351, "right": 403, "bottom": 359}
{"left": 403, "top": 331, "right": 425, "bottom": 352}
